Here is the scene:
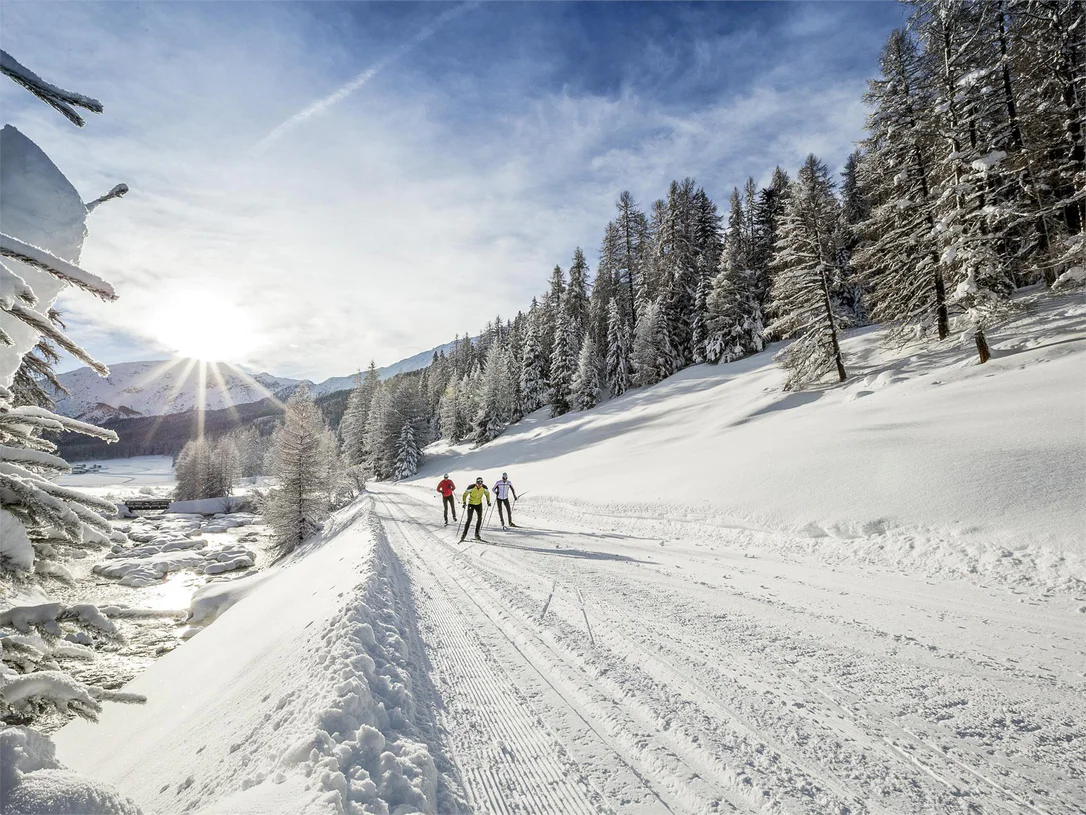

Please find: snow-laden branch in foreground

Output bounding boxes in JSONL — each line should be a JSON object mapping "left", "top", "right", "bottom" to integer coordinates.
{"left": 3, "top": 301, "right": 110, "bottom": 375}
{"left": 0, "top": 233, "right": 117, "bottom": 301}
{"left": 0, "top": 50, "right": 103, "bottom": 128}
{"left": 254, "top": 1, "right": 478, "bottom": 151}
{"left": 85, "top": 183, "right": 129, "bottom": 214}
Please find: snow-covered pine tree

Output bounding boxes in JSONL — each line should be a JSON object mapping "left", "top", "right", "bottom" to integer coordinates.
{"left": 438, "top": 381, "right": 463, "bottom": 443}
{"left": 571, "top": 335, "right": 603, "bottom": 411}
{"left": 631, "top": 298, "right": 674, "bottom": 387}
{"left": 392, "top": 421, "right": 420, "bottom": 480}
{"left": 0, "top": 56, "right": 125, "bottom": 587}
{"left": 173, "top": 438, "right": 210, "bottom": 501}
{"left": 455, "top": 369, "right": 481, "bottom": 444}
{"left": 565, "top": 248, "right": 590, "bottom": 359}
{"left": 752, "top": 167, "right": 790, "bottom": 318}
{"left": 691, "top": 187, "right": 722, "bottom": 363}
{"left": 832, "top": 151, "right": 871, "bottom": 327}
{"left": 0, "top": 53, "right": 149, "bottom": 725}
{"left": 704, "top": 186, "right": 765, "bottom": 363}
{"left": 549, "top": 307, "right": 576, "bottom": 417}
{"left": 768, "top": 155, "right": 849, "bottom": 390}
{"left": 232, "top": 425, "right": 268, "bottom": 478}
{"left": 266, "top": 387, "right": 340, "bottom": 555}
{"left": 474, "top": 344, "right": 514, "bottom": 443}
{"left": 855, "top": 28, "right": 950, "bottom": 341}
{"left": 209, "top": 435, "right": 239, "bottom": 498}
{"left": 1010, "top": 0, "right": 1084, "bottom": 275}
{"left": 539, "top": 264, "right": 565, "bottom": 374}
{"left": 638, "top": 198, "right": 668, "bottom": 322}
{"left": 519, "top": 300, "right": 547, "bottom": 415}
{"left": 657, "top": 179, "right": 700, "bottom": 367}
{"left": 605, "top": 297, "right": 632, "bottom": 397}
{"left": 339, "top": 362, "right": 380, "bottom": 467}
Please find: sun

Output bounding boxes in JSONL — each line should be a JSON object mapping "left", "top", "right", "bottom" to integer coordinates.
{"left": 150, "top": 291, "right": 258, "bottom": 362}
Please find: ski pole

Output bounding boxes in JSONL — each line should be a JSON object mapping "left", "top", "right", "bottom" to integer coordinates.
{"left": 484, "top": 501, "right": 495, "bottom": 530}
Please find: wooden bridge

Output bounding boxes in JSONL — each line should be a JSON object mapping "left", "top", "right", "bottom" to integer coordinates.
{"left": 121, "top": 498, "right": 172, "bottom": 512}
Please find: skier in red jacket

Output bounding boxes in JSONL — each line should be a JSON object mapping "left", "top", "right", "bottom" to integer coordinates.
{"left": 436, "top": 474, "right": 457, "bottom": 525}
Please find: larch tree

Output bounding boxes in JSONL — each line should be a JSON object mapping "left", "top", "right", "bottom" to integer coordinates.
{"left": 615, "top": 191, "right": 651, "bottom": 321}
{"left": 855, "top": 28, "right": 950, "bottom": 342}
{"left": 266, "top": 387, "right": 341, "bottom": 556}
{"left": 768, "top": 154, "right": 849, "bottom": 390}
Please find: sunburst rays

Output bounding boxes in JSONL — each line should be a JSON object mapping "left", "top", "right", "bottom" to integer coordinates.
{"left": 136, "top": 357, "right": 289, "bottom": 445}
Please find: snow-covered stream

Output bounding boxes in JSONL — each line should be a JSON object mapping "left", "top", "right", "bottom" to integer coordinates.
{"left": 32, "top": 459, "right": 275, "bottom": 734}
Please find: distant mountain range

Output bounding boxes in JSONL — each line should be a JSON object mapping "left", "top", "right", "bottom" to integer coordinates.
{"left": 53, "top": 340, "right": 456, "bottom": 423}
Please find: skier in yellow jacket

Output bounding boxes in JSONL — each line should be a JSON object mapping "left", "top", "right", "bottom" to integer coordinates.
{"left": 460, "top": 477, "right": 491, "bottom": 542}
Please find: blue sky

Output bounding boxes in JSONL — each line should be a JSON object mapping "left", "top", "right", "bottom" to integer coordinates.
{"left": 1, "top": 1, "right": 906, "bottom": 380}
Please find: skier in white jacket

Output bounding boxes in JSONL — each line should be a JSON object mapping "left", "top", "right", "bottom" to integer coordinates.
{"left": 492, "top": 472, "right": 518, "bottom": 529}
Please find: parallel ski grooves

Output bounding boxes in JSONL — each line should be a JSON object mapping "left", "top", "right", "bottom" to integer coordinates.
{"left": 380, "top": 498, "right": 605, "bottom": 814}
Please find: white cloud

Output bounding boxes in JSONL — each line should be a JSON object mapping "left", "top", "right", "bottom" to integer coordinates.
{"left": 1, "top": 3, "right": 887, "bottom": 380}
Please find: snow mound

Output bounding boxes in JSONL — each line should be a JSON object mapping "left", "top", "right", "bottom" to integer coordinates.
{"left": 0, "top": 726, "right": 141, "bottom": 815}
{"left": 53, "top": 499, "right": 456, "bottom": 815}
{"left": 97, "top": 513, "right": 258, "bottom": 586}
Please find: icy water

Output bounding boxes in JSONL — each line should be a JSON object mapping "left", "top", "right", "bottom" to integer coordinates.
{"left": 33, "top": 460, "right": 275, "bottom": 734}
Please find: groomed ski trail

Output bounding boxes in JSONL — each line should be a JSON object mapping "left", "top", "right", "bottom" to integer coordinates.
{"left": 370, "top": 483, "right": 1085, "bottom": 815}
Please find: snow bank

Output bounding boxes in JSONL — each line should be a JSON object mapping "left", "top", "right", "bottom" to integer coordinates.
{"left": 413, "top": 291, "right": 1086, "bottom": 591}
{"left": 165, "top": 497, "right": 252, "bottom": 516}
{"left": 0, "top": 726, "right": 141, "bottom": 815}
{"left": 53, "top": 499, "right": 450, "bottom": 815}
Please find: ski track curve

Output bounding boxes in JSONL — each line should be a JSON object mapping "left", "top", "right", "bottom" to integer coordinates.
{"left": 369, "top": 483, "right": 1086, "bottom": 815}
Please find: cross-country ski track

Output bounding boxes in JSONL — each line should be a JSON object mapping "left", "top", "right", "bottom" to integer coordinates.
{"left": 368, "top": 483, "right": 1085, "bottom": 815}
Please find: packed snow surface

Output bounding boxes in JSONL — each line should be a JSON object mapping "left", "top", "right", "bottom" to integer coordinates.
{"left": 49, "top": 292, "right": 1085, "bottom": 814}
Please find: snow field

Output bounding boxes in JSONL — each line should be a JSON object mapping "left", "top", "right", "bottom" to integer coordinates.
{"left": 54, "top": 499, "right": 459, "bottom": 815}
{"left": 416, "top": 291, "right": 1086, "bottom": 594}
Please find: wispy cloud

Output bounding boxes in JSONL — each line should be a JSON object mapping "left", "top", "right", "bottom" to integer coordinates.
{"left": 0, "top": 2, "right": 902, "bottom": 380}
{"left": 254, "top": 1, "right": 478, "bottom": 152}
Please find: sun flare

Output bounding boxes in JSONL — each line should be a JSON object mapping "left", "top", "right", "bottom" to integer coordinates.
{"left": 150, "top": 292, "right": 258, "bottom": 362}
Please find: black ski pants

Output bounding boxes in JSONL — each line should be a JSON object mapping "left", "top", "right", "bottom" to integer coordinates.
{"left": 442, "top": 495, "right": 457, "bottom": 523}
{"left": 461, "top": 503, "right": 486, "bottom": 539}
{"left": 496, "top": 497, "right": 513, "bottom": 526}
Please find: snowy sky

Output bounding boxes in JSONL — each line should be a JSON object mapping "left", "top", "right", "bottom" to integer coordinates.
{"left": 1, "top": 1, "right": 906, "bottom": 381}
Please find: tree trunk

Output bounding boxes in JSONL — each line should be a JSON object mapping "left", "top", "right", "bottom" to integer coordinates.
{"left": 975, "top": 328, "right": 991, "bottom": 364}
{"left": 934, "top": 268, "right": 950, "bottom": 340}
